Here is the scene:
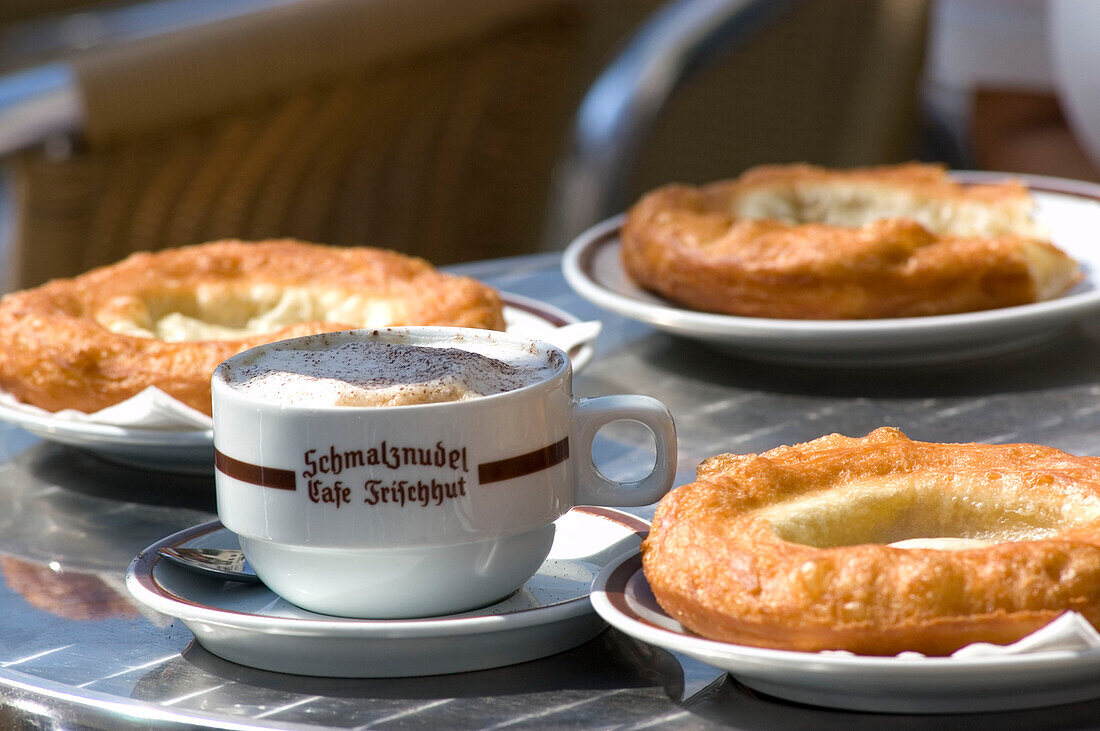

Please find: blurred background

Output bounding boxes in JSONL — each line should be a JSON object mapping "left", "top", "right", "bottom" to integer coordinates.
{"left": 0, "top": 0, "right": 1096, "bottom": 292}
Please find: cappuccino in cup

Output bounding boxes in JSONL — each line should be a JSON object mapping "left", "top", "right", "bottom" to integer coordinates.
{"left": 218, "top": 335, "right": 561, "bottom": 407}
{"left": 212, "top": 327, "right": 676, "bottom": 619}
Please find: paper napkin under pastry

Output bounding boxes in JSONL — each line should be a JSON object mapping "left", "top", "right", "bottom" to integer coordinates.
{"left": 79, "top": 387, "right": 213, "bottom": 429}
{"left": 0, "top": 386, "right": 212, "bottom": 430}
{"left": 945, "top": 612, "right": 1100, "bottom": 658}
{"left": 821, "top": 612, "right": 1100, "bottom": 659}
{"left": 535, "top": 320, "right": 602, "bottom": 354}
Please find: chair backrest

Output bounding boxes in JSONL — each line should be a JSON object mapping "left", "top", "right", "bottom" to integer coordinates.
{"left": 0, "top": 0, "right": 931, "bottom": 290}
{"left": 4, "top": 0, "right": 583, "bottom": 288}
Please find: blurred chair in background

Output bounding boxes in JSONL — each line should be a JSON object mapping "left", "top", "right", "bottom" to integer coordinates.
{"left": 0, "top": 0, "right": 930, "bottom": 291}
{"left": 0, "top": 0, "right": 585, "bottom": 289}
{"left": 545, "top": 0, "right": 929, "bottom": 248}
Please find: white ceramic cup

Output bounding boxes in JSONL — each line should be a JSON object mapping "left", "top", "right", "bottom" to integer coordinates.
{"left": 212, "top": 327, "right": 676, "bottom": 618}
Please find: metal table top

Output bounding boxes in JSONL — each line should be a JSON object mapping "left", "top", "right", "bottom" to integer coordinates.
{"left": 1, "top": 252, "right": 1100, "bottom": 729}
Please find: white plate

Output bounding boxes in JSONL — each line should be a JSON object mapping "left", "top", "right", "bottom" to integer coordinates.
{"left": 563, "top": 172, "right": 1100, "bottom": 366}
{"left": 0, "top": 294, "right": 595, "bottom": 474}
{"left": 0, "top": 404, "right": 215, "bottom": 475}
{"left": 591, "top": 551, "right": 1100, "bottom": 713}
{"left": 126, "top": 507, "right": 647, "bottom": 677}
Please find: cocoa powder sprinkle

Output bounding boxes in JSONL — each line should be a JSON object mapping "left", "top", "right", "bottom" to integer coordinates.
{"left": 224, "top": 339, "right": 559, "bottom": 406}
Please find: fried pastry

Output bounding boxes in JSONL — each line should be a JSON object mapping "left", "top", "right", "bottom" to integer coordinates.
{"left": 642, "top": 427, "right": 1100, "bottom": 655}
{"left": 621, "top": 164, "right": 1081, "bottom": 319}
{"left": 0, "top": 240, "right": 505, "bottom": 415}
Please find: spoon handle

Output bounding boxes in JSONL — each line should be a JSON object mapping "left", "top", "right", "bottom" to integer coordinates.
{"left": 158, "top": 546, "right": 263, "bottom": 583}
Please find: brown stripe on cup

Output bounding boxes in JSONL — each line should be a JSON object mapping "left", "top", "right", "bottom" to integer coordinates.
{"left": 478, "top": 437, "right": 569, "bottom": 485}
{"left": 214, "top": 449, "right": 297, "bottom": 491}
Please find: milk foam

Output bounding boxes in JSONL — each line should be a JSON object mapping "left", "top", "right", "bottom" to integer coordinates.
{"left": 222, "top": 335, "right": 562, "bottom": 407}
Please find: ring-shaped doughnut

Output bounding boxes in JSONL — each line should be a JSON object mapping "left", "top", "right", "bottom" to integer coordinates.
{"left": 621, "top": 164, "right": 1081, "bottom": 319}
{"left": 0, "top": 240, "right": 505, "bottom": 415}
{"left": 642, "top": 427, "right": 1100, "bottom": 655}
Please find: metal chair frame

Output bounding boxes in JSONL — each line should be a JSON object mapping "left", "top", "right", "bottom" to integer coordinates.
{"left": 0, "top": 0, "right": 790, "bottom": 257}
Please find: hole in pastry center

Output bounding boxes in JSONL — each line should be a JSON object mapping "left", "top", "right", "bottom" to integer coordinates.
{"left": 98, "top": 285, "right": 401, "bottom": 341}
{"left": 730, "top": 187, "right": 1043, "bottom": 238}
{"left": 763, "top": 477, "right": 1093, "bottom": 550}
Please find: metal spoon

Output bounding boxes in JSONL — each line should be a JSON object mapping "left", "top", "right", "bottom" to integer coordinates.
{"left": 157, "top": 546, "right": 263, "bottom": 583}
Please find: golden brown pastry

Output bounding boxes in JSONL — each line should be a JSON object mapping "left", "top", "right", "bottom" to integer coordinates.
{"left": 0, "top": 240, "right": 505, "bottom": 415}
{"left": 621, "top": 163, "right": 1081, "bottom": 319}
{"left": 642, "top": 427, "right": 1100, "bottom": 655}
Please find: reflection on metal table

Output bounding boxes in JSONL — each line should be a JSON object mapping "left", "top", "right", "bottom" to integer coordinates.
{"left": 1, "top": 252, "right": 1100, "bottom": 729}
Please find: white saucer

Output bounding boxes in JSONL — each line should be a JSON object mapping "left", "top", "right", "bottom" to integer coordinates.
{"left": 591, "top": 551, "right": 1100, "bottom": 713}
{"left": 0, "top": 294, "right": 595, "bottom": 474}
{"left": 0, "top": 404, "right": 215, "bottom": 475}
{"left": 563, "top": 172, "right": 1100, "bottom": 366}
{"left": 127, "top": 507, "right": 647, "bottom": 677}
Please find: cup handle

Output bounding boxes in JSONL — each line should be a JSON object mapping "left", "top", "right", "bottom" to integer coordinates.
{"left": 572, "top": 394, "right": 677, "bottom": 507}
